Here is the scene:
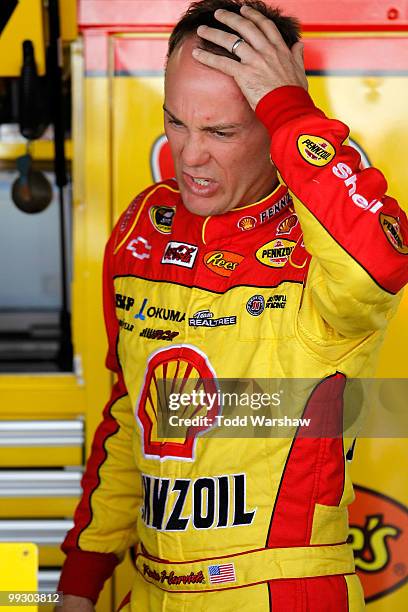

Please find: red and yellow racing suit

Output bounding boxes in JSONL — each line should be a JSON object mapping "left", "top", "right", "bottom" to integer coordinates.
{"left": 58, "top": 86, "right": 408, "bottom": 611}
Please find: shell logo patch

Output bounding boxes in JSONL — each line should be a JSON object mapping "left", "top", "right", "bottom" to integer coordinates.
{"left": 349, "top": 485, "right": 408, "bottom": 602}
{"left": 297, "top": 135, "right": 335, "bottom": 167}
{"left": 380, "top": 214, "right": 408, "bottom": 254}
{"left": 137, "top": 346, "right": 219, "bottom": 460}
{"left": 277, "top": 214, "right": 298, "bottom": 235}
{"left": 255, "top": 239, "right": 296, "bottom": 268}
{"left": 237, "top": 216, "right": 257, "bottom": 231}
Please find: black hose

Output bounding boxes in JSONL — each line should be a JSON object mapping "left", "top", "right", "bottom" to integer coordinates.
{"left": 47, "top": 0, "right": 73, "bottom": 371}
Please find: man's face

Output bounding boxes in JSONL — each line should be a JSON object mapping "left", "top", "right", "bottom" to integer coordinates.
{"left": 164, "top": 36, "right": 277, "bottom": 216}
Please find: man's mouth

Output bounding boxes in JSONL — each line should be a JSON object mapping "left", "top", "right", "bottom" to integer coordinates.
{"left": 192, "top": 177, "right": 211, "bottom": 186}
{"left": 182, "top": 172, "right": 219, "bottom": 197}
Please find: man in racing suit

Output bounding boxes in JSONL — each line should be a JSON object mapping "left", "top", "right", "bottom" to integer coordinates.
{"left": 58, "top": 1, "right": 408, "bottom": 610}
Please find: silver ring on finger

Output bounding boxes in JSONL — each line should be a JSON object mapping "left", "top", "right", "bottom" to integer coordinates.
{"left": 231, "top": 37, "right": 245, "bottom": 56}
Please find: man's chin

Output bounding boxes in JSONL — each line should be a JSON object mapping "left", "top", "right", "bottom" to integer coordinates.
{"left": 179, "top": 189, "right": 227, "bottom": 217}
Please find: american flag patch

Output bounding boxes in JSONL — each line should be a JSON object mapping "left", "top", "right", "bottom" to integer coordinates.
{"left": 208, "top": 562, "right": 236, "bottom": 584}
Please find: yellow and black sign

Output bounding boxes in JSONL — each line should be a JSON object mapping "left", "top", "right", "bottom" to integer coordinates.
{"left": 0, "top": 0, "right": 45, "bottom": 76}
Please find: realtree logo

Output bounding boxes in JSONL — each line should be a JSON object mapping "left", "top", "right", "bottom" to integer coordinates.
{"left": 348, "top": 485, "right": 408, "bottom": 603}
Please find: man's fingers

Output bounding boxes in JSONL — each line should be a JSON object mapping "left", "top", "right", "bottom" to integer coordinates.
{"left": 291, "top": 41, "right": 304, "bottom": 70}
{"left": 240, "top": 5, "right": 287, "bottom": 49}
{"left": 291, "top": 41, "right": 308, "bottom": 90}
{"left": 197, "top": 25, "right": 254, "bottom": 60}
{"left": 213, "top": 8, "right": 270, "bottom": 53}
{"left": 192, "top": 47, "right": 238, "bottom": 77}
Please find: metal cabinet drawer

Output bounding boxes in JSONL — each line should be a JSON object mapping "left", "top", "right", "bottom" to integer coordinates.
{"left": 0, "top": 420, "right": 84, "bottom": 467}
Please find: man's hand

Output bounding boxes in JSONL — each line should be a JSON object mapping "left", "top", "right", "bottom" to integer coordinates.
{"left": 57, "top": 595, "right": 95, "bottom": 612}
{"left": 193, "top": 5, "right": 307, "bottom": 110}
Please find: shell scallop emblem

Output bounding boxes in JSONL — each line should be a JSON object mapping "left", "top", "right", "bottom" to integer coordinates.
{"left": 277, "top": 214, "right": 298, "bottom": 235}
{"left": 137, "top": 346, "right": 219, "bottom": 460}
{"left": 237, "top": 216, "right": 257, "bottom": 231}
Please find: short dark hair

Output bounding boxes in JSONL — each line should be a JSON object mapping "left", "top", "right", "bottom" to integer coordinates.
{"left": 167, "top": 0, "right": 301, "bottom": 62}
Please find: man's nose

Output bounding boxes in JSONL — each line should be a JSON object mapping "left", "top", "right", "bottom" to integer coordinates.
{"left": 181, "top": 133, "right": 211, "bottom": 167}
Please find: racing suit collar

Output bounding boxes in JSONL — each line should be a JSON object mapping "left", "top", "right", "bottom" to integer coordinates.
{"left": 201, "top": 183, "right": 291, "bottom": 245}
{"left": 173, "top": 183, "right": 291, "bottom": 246}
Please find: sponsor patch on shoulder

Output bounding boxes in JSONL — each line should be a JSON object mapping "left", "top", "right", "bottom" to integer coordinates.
{"left": 149, "top": 205, "right": 176, "bottom": 234}
{"left": 297, "top": 135, "right": 335, "bottom": 167}
{"left": 118, "top": 194, "right": 142, "bottom": 234}
{"left": 380, "top": 214, "right": 408, "bottom": 254}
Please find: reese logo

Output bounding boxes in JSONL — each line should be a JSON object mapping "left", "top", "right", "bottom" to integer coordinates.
{"left": 297, "top": 135, "right": 335, "bottom": 167}
{"left": 380, "top": 214, "right": 408, "bottom": 254}
{"left": 149, "top": 205, "right": 176, "bottom": 234}
{"left": 349, "top": 485, "right": 408, "bottom": 603}
{"left": 204, "top": 251, "right": 244, "bottom": 277}
{"left": 255, "top": 239, "right": 296, "bottom": 268}
{"left": 162, "top": 241, "right": 198, "bottom": 268}
{"left": 141, "top": 473, "right": 256, "bottom": 531}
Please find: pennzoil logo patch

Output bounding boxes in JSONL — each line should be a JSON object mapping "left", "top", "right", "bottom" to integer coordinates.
{"left": 255, "top": 239, "right": 296, "bottom": 268}
{"left": 149, "top": 205, "right": 176, "bottom": 234}
{"left": 380, "top": 214, "right": 408, "bottom": 254}
{"left": 297, "top": 135, "right": 335, "bottom": 167}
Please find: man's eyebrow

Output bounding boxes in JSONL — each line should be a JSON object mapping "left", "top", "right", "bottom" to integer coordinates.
{"left": 163, "top": 105, "right": 243, "bottom": 131}
{"left": 163, "top": 105, "right": 184, "bottom": 124}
